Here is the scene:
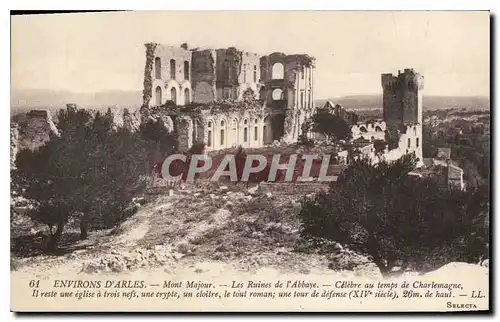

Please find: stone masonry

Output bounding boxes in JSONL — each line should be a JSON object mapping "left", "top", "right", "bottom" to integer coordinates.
{"left": 141, "top": 43, "right": 315, "bottom": 152}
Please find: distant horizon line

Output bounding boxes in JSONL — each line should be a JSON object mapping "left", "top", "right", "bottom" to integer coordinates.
{"left": 11, "top": 87, "right": 491, "bottom": 100}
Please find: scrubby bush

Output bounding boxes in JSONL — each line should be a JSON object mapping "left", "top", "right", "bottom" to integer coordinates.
{"left": 309, "top": 110, "right": 352, "bottom": 144}
{"left": 298, "top": 154, "right": 489, "bottom": 276}
{"left": 13, "top": 106, "right": 176, "bottom": 251}
{"left": 297, "top": 120, "right": 314, "bottom": 147}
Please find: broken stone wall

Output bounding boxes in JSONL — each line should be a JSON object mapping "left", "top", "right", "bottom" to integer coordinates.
{"left": 10, "top": 123, "right": 19, "bottom": 169}
{"left": 143, "top": 43, "right": 193, "bottom": 107}
{"left": 16, "top": 110, "right": 59, "bottom": 153}
{"left": 259, "top": 53, "right": 315, "bottom": 143}
{"left": 142, "top": 43, "right": 157, "bottom": 107}
{"left": 176, "top": 117, "right": 194, "bottom": 152}
{"left": 191, "top": 49, "right": 217, "bottom": 104}
{"left": 215, "top": 48, "right": 242, "bottom": 100}
{"left": 238, "top": 52, "right": 261, "bottom": 100}
{"left": 108, "top": 107, "right": 142, "bottom": 132}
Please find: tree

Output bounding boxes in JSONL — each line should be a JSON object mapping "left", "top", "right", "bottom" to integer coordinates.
{"left": 297, "top": 120, "right": 314, "bottom": 146}
{"left": 298, "top": 154, "right": 489, "bottom": 276}
{"left": 13, "top": 106, "right": 175, "bottom": 250}
{"left": 310, "top": 110, "right": 351, "bottom": 144}
{"left": 242, "top": 88, "right": 256, "bottom": 101}
{"left": 373, "top": 139, "right": 387, "bottom": 158}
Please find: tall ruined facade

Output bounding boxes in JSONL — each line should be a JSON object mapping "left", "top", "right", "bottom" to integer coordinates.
{"left": 142, "top": 43, "right": 315, "bottom": 151}
{"left": 259, "top": 53, "right": 315, "bottom": 142}
{"left": 381, "top": 68, "right": 424, "bottom": 162}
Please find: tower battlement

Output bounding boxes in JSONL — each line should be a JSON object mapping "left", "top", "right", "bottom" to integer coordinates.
{"left": 381, "top": 69, "right": 424, "bottom": 91}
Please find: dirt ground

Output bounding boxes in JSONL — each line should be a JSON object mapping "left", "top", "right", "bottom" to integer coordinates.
{"left": 11, "top": 178, "right": 383, "bottom": 280}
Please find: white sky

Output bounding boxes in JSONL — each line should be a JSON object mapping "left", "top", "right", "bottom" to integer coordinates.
{"left": 11, "top": 11, "right": 490, "bottom": 98}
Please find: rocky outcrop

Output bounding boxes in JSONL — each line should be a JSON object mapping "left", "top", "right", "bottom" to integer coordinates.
{"left": 108, "top": 107, "right": 142, "bottom": 132}
{"left": 13, "top": 110, "right": 59, "bottom": 154}
{"left": 10, "top": 106, "right": 152, "bottom": 170}
{"left": 10, "top": 123, "right": 19, "bottom": 168}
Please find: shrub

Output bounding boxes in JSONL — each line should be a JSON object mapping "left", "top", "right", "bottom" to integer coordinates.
{"left": 13, "top": 106, "right": 176, "bottom": 250}
{"left": 298, "top": 154, "right": 489, "bottom": 276}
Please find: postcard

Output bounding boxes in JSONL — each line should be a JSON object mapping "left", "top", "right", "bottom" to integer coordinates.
{"left": 10, "top": 10, "right": 490, "bottom": 312}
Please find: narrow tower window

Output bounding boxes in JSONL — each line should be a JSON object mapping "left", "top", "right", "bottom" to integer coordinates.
{"left": 155, "top": 86, "right": 162, "bottom": 105}
{"left": 184, "top": 88, "right": 190, "bottom": 105}
{"left": 170, "top": 59, "right": 176, "bottom": 79}
{"left": 184, "top": 61, "right": 189, "bottom": 80}
{"left": 154, "top": 57, "right": 161, "bottom": 79}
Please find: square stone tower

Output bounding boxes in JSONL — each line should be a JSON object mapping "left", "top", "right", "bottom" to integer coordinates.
{"left": 381, "top": 68, "right": 424, "bottom": 161}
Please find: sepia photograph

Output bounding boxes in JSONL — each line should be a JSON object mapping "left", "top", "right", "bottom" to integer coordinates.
{"left": 9, "top": 10, "right": 491, "bottom": 312}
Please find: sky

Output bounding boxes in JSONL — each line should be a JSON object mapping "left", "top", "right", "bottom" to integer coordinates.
{"left": 11, "top": 11, "right": 490, "bottom": 98}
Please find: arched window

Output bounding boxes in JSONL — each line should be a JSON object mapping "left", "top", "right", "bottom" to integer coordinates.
{"left": 231, "top": 118, "right": 238, "bottom": 146}
{"left": 272, "top": 88, "right": 283, "bottom": 100}
{"left": 171, "top": 87, "right": 177, "bottom": 104}
{"left": 416, "top": 137, "right": 419, "bottom": 148}
{"left": 243, "top": 119, "right": 248, "bottom": 142}
{"left": 170, "top": 59, "right": 176, "bottom": 80}
{"left": 184, "top": 61, "right": 189, "bottom": 80}
{"left": 155, "top": 86, "right": 162, "bottom": 105}
{"left": 243, "top": 64, "right": 247, "bottom": 83}
{"left": 253, "top": 65, "right": 257, "bottom": 82}
{"left": 254, "top": 125, "right": 258, "bottom": 141}
{"left": 263, "top": 116, "right": 272, "bottom": 144}
{"left": 154, "top": 57, "right": 161, "bottom": 79}
{"left": 408, "top": 138, "right": 411, "bottom": 148}
{"left": 413, "top": 127, "right": 417, "bottom": 136}
{"left": 300, "top": 91, "right": 304, "bottom": 108}
{"left": 207, "top": 121, "right": 213, "bottom": 147}
{"left": 359, "top": 126, "right": 368, "bottom": 133}
{"left": 271, "top": 62, "right": 284, "bottom": 79}
{"left": 220, "top": 120, "right": 226, "bottom": 146}
{"left": 184, "top": 88, "right": 190, "bottom": 105}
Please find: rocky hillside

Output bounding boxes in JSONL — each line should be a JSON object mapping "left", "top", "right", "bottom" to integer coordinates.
{"left": 11, "top": 180, "right": 381, "bottom": 278}
{"left": 11, "top": 178, "right": 489, "bottom": 285}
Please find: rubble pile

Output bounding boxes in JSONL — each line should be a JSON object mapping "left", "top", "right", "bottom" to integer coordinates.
{"left": 81, "top": 244, "right": 184, "bottom": 274}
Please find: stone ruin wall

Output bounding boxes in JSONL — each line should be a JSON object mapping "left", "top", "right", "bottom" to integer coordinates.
{"left": 259, "top": 52, "right": 314, "bottom": 144}
{"left": 10, "top": 106, "right": 151, "bottom": 170}
{"left": 142, "top": 43, "right": 157, "bottom": 108}
{"left": 191, "top": 49, "right": 217, "bottom": 104}
{"left": 15, "top": 110, "right": 59, "bottom": 152}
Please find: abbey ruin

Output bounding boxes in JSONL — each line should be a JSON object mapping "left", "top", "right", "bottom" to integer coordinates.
{"left": 139, "top": 43, "right": 424, "bottom": 167}
{"left": 140, "top": 43, "right": 315, "bottom": 152}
